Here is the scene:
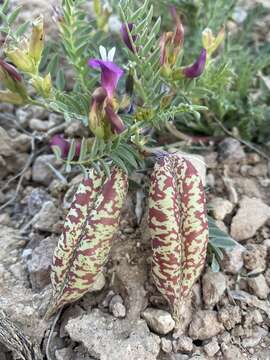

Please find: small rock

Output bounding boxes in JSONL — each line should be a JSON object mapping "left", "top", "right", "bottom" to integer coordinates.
{"left": 0, "top": 103, "right": 14, "bottom": 113}
{"left": 142, "top": 308, "right": 175, "bottom": 335}
{"left": 242, "top": 326, "right": 268, "bottom": 348}
{"left": 29, "top": 118, "right": 49, "bottom": 131}
{"left": 109, "top": 294, "right": 123, "bottom": 308}
{"left": 189, "top": 310, "right": 224, "bottom": 340}
{"left": 231, "top": 197, "right": 270, "bottom": 241}
{"left": 203, "top": 337, "right": 220, "bottom": 357}
{"left": 65, "top": 309, "right": 160, "bottom": 360}
{"left": 246, "top": 153, "right": 261, "bottom": 165}
{"left": 233, "top": 178, "right": 261, "bottom": 199}
{"left": 55, "top": 347, "right": 73, "bottom": 360}
{"left": 247, "top": 274, "right": 270, "bottom": 300}
{"left": 206, "top": 173, "right": 215, "bottom": 188}
{"left": 16, "top": 108, "right": 32, "bottom": 127}
{"left": 33, "top": 201, "right": 61, "bottom": 232}
{"left": 12, "top": 133, "right": 31, "bottom": 152}
{"left": 172, "top": 336, "right": 193, "bottom": 353}
{"left": 202, "top": 270, "right": 227, "bottom": 307}
{"left": 161, "top": 338, "right": 173, "bottom": 353}
{"left": 109, "top": 295, "right": 126, "bottom": 318}
{"left": 218, "top": 138, "right": 245, "bottom": 162}
{"left": 27, "top": 236, "right": 57, "bottom": 290}
{"left": 218, "top": 305, "right": 242, "bottom": 330}
{"left": 32, "top": 154, "right": 61, "bottom": 186}
{"left": 243, "top": 244, "right": 267, "bottom": 271}
{"left": 27, "top": 105, "right": 49, "bottom": 120}
{"left": 111, "top": 303, "right": 126, "bottom": 318}
{"left": 221, "top": 344, "right": 243, "bottom": 360}
{"left": 64, "top": 119, "right": 88, "bottom": 138}
{"left": 209, "top": 197, "right": 233, "bottom": 220}
{"left": 48, "top": 113, "right": 64, "bottom": 128}
{"left": 248, "top": 163, "right": 268, "bottom": 177}
{"left": 27, "top": 188, "right": 51, "bottom": 215}
{"left": 218, "top": 331, "right": 231, "bottom": 345}
{"left": 221, "top": 244, "right": 245, "bottom": 274}
{"left": 0, "top": 213, "right": 11, "bottom": 226}
{"left": 0, "top": 127, "right": 15, "bottom": 157}
{"left": 252, "top": 309, "right": 264, "bottom": 324}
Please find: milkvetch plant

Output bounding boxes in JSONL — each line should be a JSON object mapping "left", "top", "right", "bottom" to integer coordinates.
{"left": 0, "top": 0, "right": 236, "bottom": 322}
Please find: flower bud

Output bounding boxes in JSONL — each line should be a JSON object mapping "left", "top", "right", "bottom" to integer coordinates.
{"left": 202, "top": 27, "right": 224, "bottom": 56}
{"left": 31, "top": 74, "right": 52, "bottom": 97}
{"left": 89, "top": 87, "right": 125, "bottom": 139}
{"left": 0, "top": 59, "right": 22, "bottom": 82}
{"left": 183, "top": 48, "right": 207, "bottom": 78}
{"left": 120, "top": 23, "right": 136, "bottom": 52}
{"left": 160, "top": 7, "right": 184, "bottom": 70}
{"left": 50, "top": 134, "right": 81, "bottom": 160}
{"left": 5, "top": 47, "right": 34, "bottom": 73}
{"left": 0, "top": 59, "right": 28, "bottom": 99}
{"left": 43, "top": 73, "right": 52, "bottom": 97}
{"left": 29, "top": 16, "right": 44, "bottom": 66}
{"left": 105, "top": 103, "right": 126, "bottom": 135}
{"left": 88, "top": 87, "right": 106, "bottom": 139}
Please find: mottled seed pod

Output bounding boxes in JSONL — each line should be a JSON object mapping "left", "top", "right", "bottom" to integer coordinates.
{"left": 148, "top": 154, "right": 208, "bottom": 320}
{"left": 45, "top": 166, "right": 128, "bottom": 318}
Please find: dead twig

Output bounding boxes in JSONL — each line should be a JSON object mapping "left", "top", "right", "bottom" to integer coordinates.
{"left": 212, "top": 115, "right": 270, "bottom": 161}
{"left": 45, "top": 309, "right": 63, "bottom": 360}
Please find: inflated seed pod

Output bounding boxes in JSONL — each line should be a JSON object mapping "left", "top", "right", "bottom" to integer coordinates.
{"left": 148, "top": 154, "right": 208, "bottom": 320}
{"left": 45, "top": 166, "right": 128, "bottom": 318}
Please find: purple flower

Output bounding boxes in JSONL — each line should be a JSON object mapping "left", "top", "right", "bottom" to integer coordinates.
{"left": 50, "top": 134, "right": 81, "bottom": 160}
{"left": 88, "top": 59, "right": 124, "bottom": 98}
{"left": 120, "top": 23, "right": 136, "bottom": 52}
{"left": 183, "top": 48, "right": 207, "bottom": 78}
{"left": 105, "top": 103, "right": 126, "bottom": 134}
{"left": 0, "top": 59, "right": 22, "bottom": 82}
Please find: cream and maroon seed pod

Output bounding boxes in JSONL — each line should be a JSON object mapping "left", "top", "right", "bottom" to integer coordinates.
{"left": 45, "top": 166, "right": 128, "bottom": 318}
{"left": 148, "top": 154, "right": 208, "bottom": 322}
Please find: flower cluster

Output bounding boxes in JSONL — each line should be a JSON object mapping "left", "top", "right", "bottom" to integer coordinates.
{"left": 88, "top": 56, "right": 126, "bottom": 138}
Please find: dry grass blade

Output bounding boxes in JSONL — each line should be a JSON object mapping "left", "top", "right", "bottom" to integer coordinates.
{"left": 0, "top": 312, "right": 42, "bottom": 360}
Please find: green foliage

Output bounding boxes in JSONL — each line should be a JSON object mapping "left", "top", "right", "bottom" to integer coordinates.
{"left": 208, "top": 216, "right": 238, "bottom": 272}
{"left": 0, "top": 0, "right": 30, "bottom": 42}
{"left": 118, "top": 0, "right": 162, "bottom": 105}
{"left": 170, "top": 1, "right": 270, "bottom": 143}
{"left": 59, "top": 0, "right": 95, "bottom": 92}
